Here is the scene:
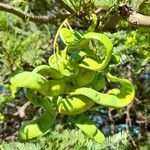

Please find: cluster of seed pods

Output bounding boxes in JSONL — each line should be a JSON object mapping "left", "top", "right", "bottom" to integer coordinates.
{"left": 9, "top": 26, "right": 135, "bottom": 143}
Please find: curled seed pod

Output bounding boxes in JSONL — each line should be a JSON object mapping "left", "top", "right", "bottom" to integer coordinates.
{"left": 78, "top": 32, "right": 113, "bottom": 71}
{"left": 69, "top": 73, "right": 135, "bottom": 108}
{"left": 48, "top": 80, "right": 66, "bottom": 96}
{"left": 49, "top": 50, "right": 78, "bottom": 77}
{"left": 59, "top": 28, "right": 82, "bottom": 46}
{"left": 10, "top": 72, "right": 51, "bottom": 96}
{"left": 70, "top": 113, "right": 105, "bottom": 143}
{"left": 56, "top": 95, "right": 94, "bottom": 115}
{"left": 33, "top": 65, "right": 65, "bottom": 79}
{"left": 75, "top": 68, "right": 96, "bottom": 87}
{"left": 10, "top": 72, "right": 67, "bottom": 97}
{"left": 20, "top": 92, "right": 56, "bottom": 140}
{"left": 88, "top": 72, "right": 106, "bottom": 91}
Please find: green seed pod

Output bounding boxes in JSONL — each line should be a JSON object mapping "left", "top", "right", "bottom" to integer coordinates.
{"left": 57, "top": 95, "right": 94, "bottom": 115}
{"left": 10, "top": 72, "right": 51, "bottom": 96}
{"left": 49, "top": 51, "right": 78, "bottom": 77}
{"left": 48, "top": 79, "right": 66, "bottom": 96}
{"left": 88, "top": 72, "right": 106, "bottom": 91}
{"left": 78, "top": 32, "right": 113, "bottom": 71}
{"left": 33, "top": 65, "right": 65, "bottom": 79}
{"left": 10, "top": 71, "right": 67, "bottom": 97}
{"left": 70, "top": 73, "right": 135, "bottom": 108}
{"left": 20, "top": 95, "right": 56, "bottom": 140}
{"left": 59, "top": 28, "right": 82, "bottom": 46}
{"left": 75, "top": 68, "right": 96, "bottom": 87}
{"left": 70, "top": 113, "right": 105, "bottom": 143}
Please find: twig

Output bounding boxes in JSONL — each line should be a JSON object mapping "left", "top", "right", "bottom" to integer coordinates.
{"left": 108, "top": 108, "right": 115, "bottom": 134}
{"left": 0, "top": 2, "right": 68, "bottom": 24}
{"left": 125, "top": 103, "right": 137, "bottom": 147}
{"left": 125, "top": 104, "right": 132, "bottom": 127}
{"left": 15, "top": 101, "right": 31, "bottom": 118}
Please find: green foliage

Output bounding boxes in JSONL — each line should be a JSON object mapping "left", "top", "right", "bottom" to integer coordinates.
{"left": 0, "top": 129, "right": 129, "bottom": 150}
{"left": 0, "top": 142, "right": 42, "bottom": 150}
{"left": 64, "top": 0, "right": 124, "bottom": 10}
{"left": 0, "top": 12, "right": 50, "bottom": 79}
{"left": 0, "top": 16, "right": 135, "bottom": 143}
{"left": 139, "top": 0, "right": 150, "bottom": 15}
{"left": 105, "top": 29, "right": 150, "bottom": 74}
{"left": 94, "top": 0, "right": 120, "bottom": 8}
{"left": 0, "top": 13, "right": 8, "bottom": 30}
{"left": 28, "top": 0, "right": 52, "bottom": 15}
{"left": 0, "top": 0, "right": 149, "bottom": 148}
{"left": 0, "top": 8, "right": 50, "bottom": 128}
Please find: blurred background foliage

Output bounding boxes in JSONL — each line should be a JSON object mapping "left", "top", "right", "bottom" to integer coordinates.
{"left": 0, "top": 12, "right": 51, "bottom": 81}
{"left": 0, "top": 0, "right": 150, "bottom": 149}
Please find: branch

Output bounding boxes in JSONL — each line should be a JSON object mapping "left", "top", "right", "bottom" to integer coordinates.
{"left": 128, "top": 12, "right": 150, "bottom": 27}
{"left": 102, "top": 4, "right": 150, "bottom": 31}
{"left": 0, "top": 2, "right": 68, "bottom": 24}
{"left": 0, "top": 2, "right": 150, "bottom": 29}
{"left": 15, "top": 101, "right": 31, "bottom": 118}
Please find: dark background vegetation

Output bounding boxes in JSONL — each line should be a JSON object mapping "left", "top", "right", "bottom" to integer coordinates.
{"left": 0, "top": 0, "right": 149, "bottom": 149}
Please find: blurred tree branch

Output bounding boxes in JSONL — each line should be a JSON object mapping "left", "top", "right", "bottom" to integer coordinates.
{"left": 0, "top": 2, "right": 69, "bottom": 24}
{"left": 128, "top": 12, "right": 150, "bottom": 27}
{"left": 0, "top": 2, "right": 150, "bottom": 29}
{"left": 102, "top": 4, "right": 150, "bottom": 31}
